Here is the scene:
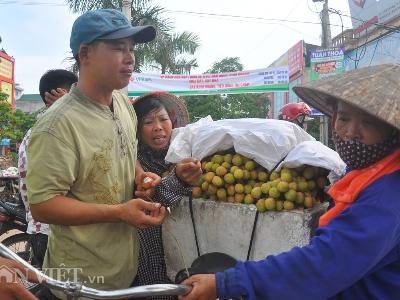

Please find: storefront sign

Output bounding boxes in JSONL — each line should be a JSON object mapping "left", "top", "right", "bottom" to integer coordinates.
{"left": 0, "top": 52, "right": 15, "bottom": 110}
{"left": 0, "top": 57, "right": 13, "bottom": 80}
{"left": 288, "top": 40, "right": 304, "bottom": 79}
{"left": 310, "top": 48, "right": 344, "bottom": 80}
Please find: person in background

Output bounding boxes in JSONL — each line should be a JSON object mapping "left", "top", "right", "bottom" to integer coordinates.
{"left": 26, "top": 9, "right": 165, "bottom": 300}
{"left": 133, "top": 92, "right": 202, "bottom": 299}
{"left": 18, "top": 69, "right": 78, "bottom": 268}
{"left": 180, "top": 64, "right": 400, "bottom": 300}
{"left": 278, "top": 102, "right": 313, "bottom": 129}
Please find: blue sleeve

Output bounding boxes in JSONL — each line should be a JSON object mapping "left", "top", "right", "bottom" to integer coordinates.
{"left": 216, "top": 172, "right": 400, "bottom": 300}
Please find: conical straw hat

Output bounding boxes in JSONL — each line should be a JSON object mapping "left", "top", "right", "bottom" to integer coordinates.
{"left": 292, "top": 64, "right": 400, "bottom": 130}
{"left": 132, "top": 92, "right": 190, "bottom": 128}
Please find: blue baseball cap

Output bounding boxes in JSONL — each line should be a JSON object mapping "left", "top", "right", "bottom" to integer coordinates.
{"left": 70, "top": 9, "right": 156, "bottom": 56}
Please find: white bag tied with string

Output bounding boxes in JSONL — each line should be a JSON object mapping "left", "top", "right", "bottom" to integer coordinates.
{"left": 166, "top": 116, "right": 214, "bottom": 164}
{"left": 276, "top": 140, "right": 346, "bottom": 180}
{"left": 166, "top": 118, "right": 316, "bottom": 171}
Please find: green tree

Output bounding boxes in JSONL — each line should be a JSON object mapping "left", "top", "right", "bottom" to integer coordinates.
{"left": 185, "top": 57, "right": 267, "bottom": 121}
{"left": 65, "top": 0, "right": 200, "bottom": 73}
{"left": 0, "top": 91, "right": 8, "bottom": 102}
{"left": 0, "top": 95, "right": 36, "bottom": 141}
{"left": 205, "top": 57, "right": 243, "bottom": 73}
{"left": 148, "top": 31, "right": 200, "bottom": 74}
{"left": 186, "top": 94, "right": 262, "bottom": 122}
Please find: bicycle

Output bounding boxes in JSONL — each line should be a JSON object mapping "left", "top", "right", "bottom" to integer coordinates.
{"left": 0, "top": 242, "right": 192, "bottom": 299}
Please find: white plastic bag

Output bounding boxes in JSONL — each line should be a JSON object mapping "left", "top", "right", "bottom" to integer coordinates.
{"left": 0, "top": 166, "right": 18, "bottom": 177}
{"left": 276, "top": 141, "right": 346, "bottom": 180}
{"left": 166, "top": 118, "right": 315, "bottom": 171}
{"left": 166, "top": 116, "right": 213, "bottom": 163}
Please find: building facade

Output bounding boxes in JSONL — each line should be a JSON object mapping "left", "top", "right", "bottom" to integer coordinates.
{"left": 268, "top": 0, "right": 400, "bottom": 119}
{"left": 15, "top": 94, "right": 44, "bottom": 113}
{"left": 0, "top": 50, "right": 15, "bottom": 110}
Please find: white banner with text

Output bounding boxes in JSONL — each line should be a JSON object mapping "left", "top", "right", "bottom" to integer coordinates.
{"left": 128, "top": 66, "right": 289, "bottom": 96}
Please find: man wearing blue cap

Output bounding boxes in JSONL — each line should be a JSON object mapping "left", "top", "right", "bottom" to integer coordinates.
{"left": 26, "top": 9, "right": 165, "bottom": 300}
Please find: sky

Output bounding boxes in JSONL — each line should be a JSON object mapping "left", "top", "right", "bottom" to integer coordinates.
{"left": 0, "top": 0, "right": 353, "bottom": 94}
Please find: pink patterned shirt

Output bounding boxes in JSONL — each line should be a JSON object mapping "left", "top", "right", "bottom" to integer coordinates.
{"left": 18, "top": 128, "right": 50, "bottom": 235}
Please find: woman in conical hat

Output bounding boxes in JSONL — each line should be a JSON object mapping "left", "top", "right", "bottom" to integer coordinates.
{"left": 132, "top": 92, "right": 202, "bottom": 298}
{"left": 179, "top": 64, "right": 400, "bottom": 300}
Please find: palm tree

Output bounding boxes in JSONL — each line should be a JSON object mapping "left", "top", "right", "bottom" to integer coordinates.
{"left": 174, "top": 57, "right": 198, "bottom": 75}
{"left": 148, "top": 31, "right": 200, "bottom": 74}
{"left": 65, "top": 0, "right": 200, "bottom": 74}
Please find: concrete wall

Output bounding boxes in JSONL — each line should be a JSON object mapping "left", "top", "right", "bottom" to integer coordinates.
{"left": 163, "top": 198, "right": 326, "bottom": 279}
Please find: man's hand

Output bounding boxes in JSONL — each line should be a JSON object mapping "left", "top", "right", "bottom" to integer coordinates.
{"left": 119, "top": 198, "right": 166, "bottom": 229}
{"left": 0, "top": 257, "right": 39, "bottom": 300}
{"left": 179, "top": 274, "right": 217, "bottom": 300}
{"left": 135, "top": 171, "right": 161, "bottom": 199}
{"left": 44, "top": 88, "right": 68, "bottom": 106}
{"left": 176, "top": 158, "right": 203, "bottom": 186}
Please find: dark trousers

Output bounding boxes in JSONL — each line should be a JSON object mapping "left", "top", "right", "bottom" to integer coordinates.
{"left": 29, "top": 233, "right": 48, "bottom": 267}
{"left": 36, "top": 286, "right": 62, "bottom": 300}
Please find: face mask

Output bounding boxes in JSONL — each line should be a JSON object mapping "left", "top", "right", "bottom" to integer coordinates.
{"left": 332, "top": 131, "right": 400, "bottom": 170}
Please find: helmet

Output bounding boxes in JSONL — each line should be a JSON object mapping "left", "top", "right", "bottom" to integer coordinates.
{"left": 278, "top": 102, "right": 312, "bottom": 127}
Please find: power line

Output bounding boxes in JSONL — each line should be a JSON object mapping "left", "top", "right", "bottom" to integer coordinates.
{"left": 347, "top": 29, "right": 400, "bottom": 66}
{"left": 368, "top": 39, "right": 380, "bottom": 66}
{"left": 164, "top": 9, "right": 349, "bottom": 29}
{"left": 242, "top": 0, "right": 308, "bottom": 65}
{"left": 328, "top": 9, "right": 400, "bottom": 34}
{"left": 0, "top": 1, "right": 351, "bottom": 29}
{"left": 0, "top": 0, "right": 65, "bottom": 6}
{"left": 326, "top": 8, "right": 400, "bottom": 68}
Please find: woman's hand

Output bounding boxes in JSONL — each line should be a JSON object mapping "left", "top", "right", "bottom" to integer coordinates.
{"left": 135, "top": 171, "right": 161, "bottom": 199}
{"left": 176, "top": 158, "right": 203, "bottom": 186}
{"left": 179, "top": 274, "right": 217, "bottom": 300}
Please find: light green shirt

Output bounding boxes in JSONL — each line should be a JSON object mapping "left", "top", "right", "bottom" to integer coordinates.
{"left": 26, "top": 85, "right": 138, "bottom": 299}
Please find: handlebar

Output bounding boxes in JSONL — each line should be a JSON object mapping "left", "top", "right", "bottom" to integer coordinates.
{"left": 0, "top": 243, "right": 192, "bottom": 299}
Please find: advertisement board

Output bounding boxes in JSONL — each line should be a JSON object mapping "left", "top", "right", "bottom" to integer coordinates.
{"left": 267, "top": 40, "right": 304, "bottom": 118}
{"left": 348, "top": 0, "right": 400, "bottom": 36}
{"left": 128, "top": 66, "right": 289, "bottom": 97}
{"left": 268, "top": 40, "right": 304, "bottom": 80}
{"left": 310, "top": 48, "right": 344, "bottom": 80}
{"left": 0, "top": 52, "right": 15, "bottom": 109}
{"left": 288, "top": 40, "right": 304, "bottom": 79}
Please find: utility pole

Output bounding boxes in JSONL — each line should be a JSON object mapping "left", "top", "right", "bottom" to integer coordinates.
{"left": 321, "top": 0, "right": 332, "bottom": 48}
{"left": 121, "top": 0, "right": 132, "bottom": 96}
{"left": 321, "top": 0, "right": 331, "bottom": 146}
{"left": 122, "top": 0, "right": 132, "bottom": 23}
{"left": 314, "top": 0, "right": 332, "bottom": 146}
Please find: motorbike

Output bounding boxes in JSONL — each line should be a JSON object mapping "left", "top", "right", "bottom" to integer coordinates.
{"left": 0, "top": 175, "right": 28, "bottom": 235}
{"left": 0, "top": 175, "right": 42, "bottom": 293}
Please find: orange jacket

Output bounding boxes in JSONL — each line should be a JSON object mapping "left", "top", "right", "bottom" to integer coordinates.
{"left": 319, "top": 149, "right": 400, "bottom": 227}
